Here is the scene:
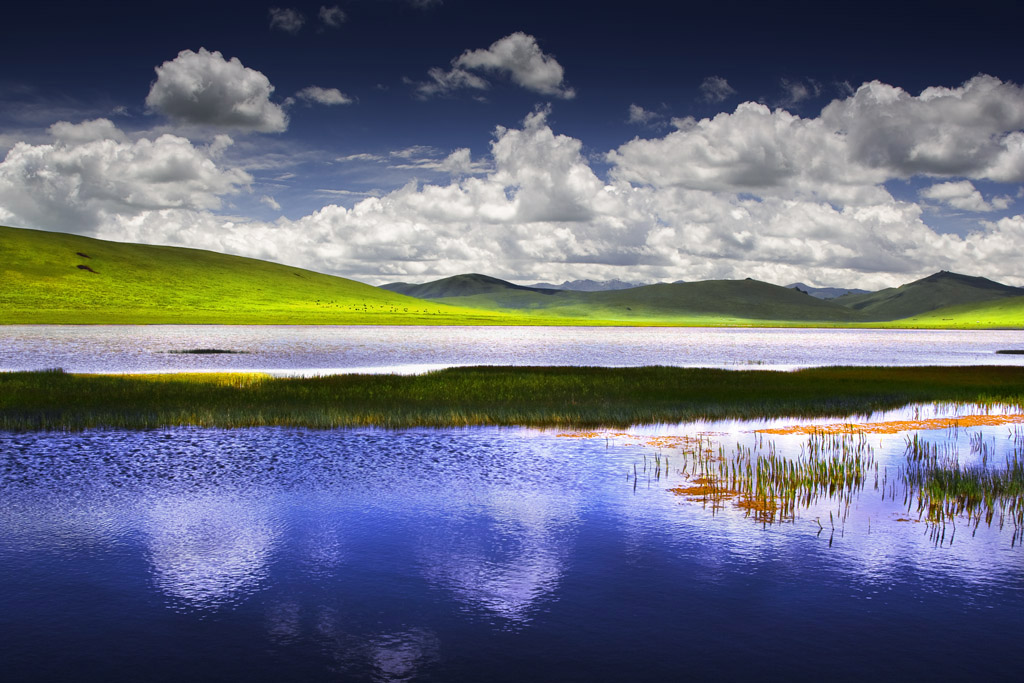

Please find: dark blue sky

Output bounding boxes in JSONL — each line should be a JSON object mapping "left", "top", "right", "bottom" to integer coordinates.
{"left": 2, "top": 0, "right": 1023, "bottom": 286}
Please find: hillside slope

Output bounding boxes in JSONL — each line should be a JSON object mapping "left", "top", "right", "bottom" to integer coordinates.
{"left": 413, "top": 277, "right": 865, "bottom": 323}
{"left": 0, "top": 226, "right": 508, "bottom": 324}
{"left": 883, "top": 295, "right": 1024, "bottom": 328}
{"left": 836, "top": 271, "right": 1024, "bottom": 320}
{"left": 381, "top": 273, "right": 557, "bottom": 299}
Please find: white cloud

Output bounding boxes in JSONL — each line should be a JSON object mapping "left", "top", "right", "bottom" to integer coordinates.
{"left": 415, "top": 67, "right": 490, "bottom": 99}
{"left": 821, "top": 74, "right": 1024, "bottom": 181}
{"left": 296, "top": 86, "right": 353, "bottom": 106}
{"left": 48, "top": 118, "right": 127, "bottom": 144}
{"left": 920, "top": 180, "right": 1011, "bottom": 212}
{"left": 627, "top": 104, "right": 661, "bottom": 126}
{"left": 610, "top": 74, "right": 1024, "bottom": 205}
{"left": 260, "top": 195, "right": 282, "bottom": 211}
{"left": 318, "top": 5, "right": 345, "bottom": 27}
{"left": 8, "top": 75, "right": 1024, "bottom": 289}
{"left": 337, "top": 152, "right": 387, "bottom": 163}
{"left": 416, "top": 32, "right": 574, "bottom": 99}
{"left": 778, "top": 78, "right": 820, "bottom": 108}
{"left": 269, "top": 8, "right": 305, "bottom": 34}
{"left": 609, "top": 102, "right": 888, "bottom": 205}
{"left": 699, "top": 76, "right": 736, "bottom": 103}
{"left": 0, "top": 120, "right": 251, "bottom": 233}
{"left": 146, "top": 48, "right": 288, "bottom": 133}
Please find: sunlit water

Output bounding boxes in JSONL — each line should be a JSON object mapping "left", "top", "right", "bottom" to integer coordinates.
{"left": 2, "top": 325, "right": 1024, "bottom": 374}
{"left": 2, "top": 414, "right": 1023, "bottom": 681}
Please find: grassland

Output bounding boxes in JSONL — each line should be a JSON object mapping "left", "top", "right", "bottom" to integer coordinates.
{"left": 3, "top": 366, "right": 1023, "bottom": 430}
{"left": 420, "top": 279, "right": 865, "bottom": 324}
{"left": 0, "top": 226, "right": 523, "bottom": 325}
{"left": 3, "top": 225, "right": 1023, "bottom": 327}
{"left": 880, "top": 296, "right": 1024, "bottom": 329}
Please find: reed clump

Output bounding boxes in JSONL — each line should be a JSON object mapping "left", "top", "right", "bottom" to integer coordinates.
{"left": 668, "top": 430, "right": 874, "bottom": 526}
{"left": 900, "top": 435, "right": 1024, "bottom": 546}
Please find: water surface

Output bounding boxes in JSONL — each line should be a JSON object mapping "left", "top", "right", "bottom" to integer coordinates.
{"left": 3, "top": 325, "right": 1023, "bottom": 374}
{"left": 2, "top": 417, "right": 1022, "bottom": 681}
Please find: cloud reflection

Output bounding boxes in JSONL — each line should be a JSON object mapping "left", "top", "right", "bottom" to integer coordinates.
{"left": 419, "top": 492, "right": 577, "bottom": 624}
{"left": 142, "top": 494, "right": 280, "bottom": 610}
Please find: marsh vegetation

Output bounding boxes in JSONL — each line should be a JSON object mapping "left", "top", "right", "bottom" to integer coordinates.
{"left": 4, "top": 365, "right": 1024, "bottom": 430}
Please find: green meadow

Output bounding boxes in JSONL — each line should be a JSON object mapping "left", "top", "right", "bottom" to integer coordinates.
{"left": 3, "top": 366, "right": 1023, "bottom": 430}
{"left": 3, "top": 224, "right": 1023, "bottom": 327}
{"left": 0, "top": 225, "right": 523, "bottom": 325}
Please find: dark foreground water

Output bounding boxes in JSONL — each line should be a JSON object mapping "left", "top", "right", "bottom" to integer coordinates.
{"left": 2, "top": 425, "right": 1022, "bottom": 682}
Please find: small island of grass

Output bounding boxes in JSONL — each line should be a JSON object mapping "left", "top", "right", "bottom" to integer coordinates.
{"left": 3, "top": 365, "right": 1024, "bottom": 431}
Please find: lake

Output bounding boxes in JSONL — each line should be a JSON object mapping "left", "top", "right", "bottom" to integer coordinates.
{"left": 2, "top": 407, "right": 1023, "bottom": 681}
{"left": 2, "top": 325, "right": 1024, "bottom": 374}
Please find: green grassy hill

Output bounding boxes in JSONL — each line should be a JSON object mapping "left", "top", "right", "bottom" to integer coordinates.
{"left": 392, "top": 277, "right": 865, "bottom": 323}
{"left": 381, "top": 273, "right": 558, "bottom": 298}
{"left": 4, "top": 225, "right": 1022, "bottom": 327}
{"left": 881, "top": 295, "right": 1024, "bottom": 329}
{"left": 0, "top": 226, "right": 512, "bottom": 324}
{"left": 835, "top": 271, "right": 1024, "bottom": 320}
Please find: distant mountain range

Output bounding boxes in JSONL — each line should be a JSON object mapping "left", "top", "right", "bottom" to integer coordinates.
{"left": 379, "top": 270, "right": 1024, "bottom": 323}
{"left": 785, "top": 283, "right": 870, "bottom": 299}
{"left": 528, "top": 279, "right": 648, "bottom": 292}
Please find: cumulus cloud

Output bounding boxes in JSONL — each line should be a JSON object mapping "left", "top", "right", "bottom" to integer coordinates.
{"left": 610, "top": 102, "right": 888, "bottom": 205}
{"left": 416, "top": 32, "right": 575, "bottom": 99}
{"left": 699, "top": 76, "right": 736, "bottom": 103}
{"left": 0, "top": 119, "right": 251, "bottom": 233}
{"left": 920, "top": 180, "right": 1012, "bottom": 212}
{"left": 8, "top": 75, "right": 1024, "bottom": 289}
{"left": 269, "top": 8, "right": 305, "bottom": 34}
{"left": 318, "top": 5, "right": 346, "bottom": 27}
{"left": 49, "top": 118, "right": 127, "bottom": 144}
{"left": 146, "top": 48, "right": 288, "bottom": 133}
{"left": 820, "top": 74, "right": 1024, "bottom": 181}
{"left": 188, "top": 109, "right": 1021, "bottom": 287}
{"left": 296, "top": 86, "right": 353, "bottom": 105}
{"left": 610, "top": 74, "right": 1024, "bottom": 206}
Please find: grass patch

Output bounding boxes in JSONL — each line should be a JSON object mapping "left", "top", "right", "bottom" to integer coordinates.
{"left": 167, "top": 348, "right": 248, "bottom": 355}
{"left": 3, "top": 365, "right": 1024, "bottom": 431}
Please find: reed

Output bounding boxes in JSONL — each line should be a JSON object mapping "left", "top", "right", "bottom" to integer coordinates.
{"left": 669, "top": 429, "right": 875, "bottom": 525}
{"left": 900, "top": 438, "right": 1024, "bottom": 546}
{"left": 3, "top": 365, "right": 1024, "bottom": 431}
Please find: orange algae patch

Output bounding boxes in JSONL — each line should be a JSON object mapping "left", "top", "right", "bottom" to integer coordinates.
{"left": 669, "top": 477, "right": 735, "bottom": 498}
{"left": 557, "top": 432, "right": 717, "bottom": 452}
{"left": 757, "top": 413, "right": 1024, "bottom": 436}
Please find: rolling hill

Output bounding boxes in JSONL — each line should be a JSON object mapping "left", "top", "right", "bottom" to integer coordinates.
{"left": 381, "top": 273, "right": 558, "bottom": 299}
{"left": 3, "top": 225, "right": 1022, "bottom": 327}
{"left": 879, "top": 295, "right": 1024, "bottom": 328}
{"left": 786, "top": 283, "right": 870, "bottom": 299}
{"left": 834, "top": 271, "right": 1024, "bottom": 320}
{"left": 380, "top": 275, "right": 867, "bottom": 323}
{"left": 0, "top": 225, "right": 511, "bottom": 324}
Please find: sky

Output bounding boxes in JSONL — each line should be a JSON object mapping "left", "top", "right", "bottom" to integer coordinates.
{"left": 2, "top": 0, "right": 1023, "bottom": 288}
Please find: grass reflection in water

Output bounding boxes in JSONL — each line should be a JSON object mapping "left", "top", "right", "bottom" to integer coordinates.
{"left": 565, "top": 417, "right": 1024, "bottom": 547}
